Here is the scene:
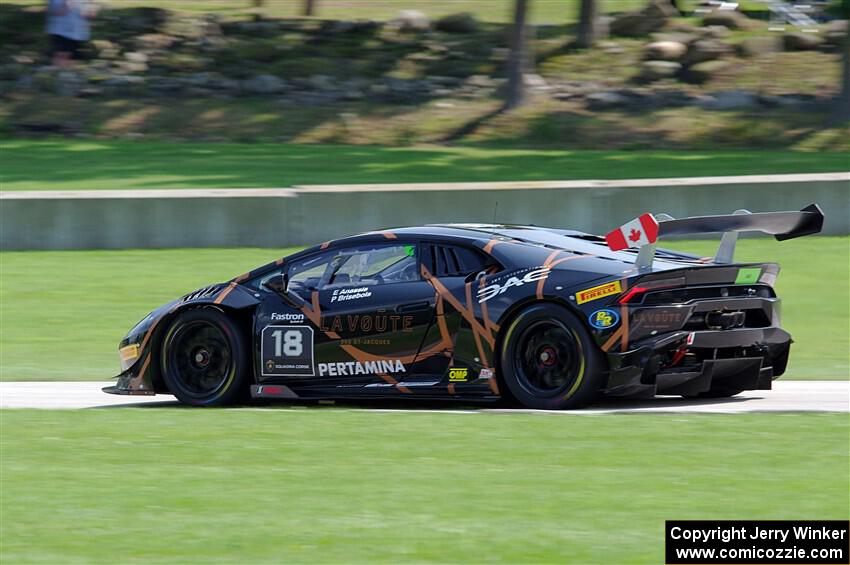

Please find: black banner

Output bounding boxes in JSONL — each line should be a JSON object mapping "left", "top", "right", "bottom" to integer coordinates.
{"left": 666, "top": 521, "right": 849, "bottom": 564}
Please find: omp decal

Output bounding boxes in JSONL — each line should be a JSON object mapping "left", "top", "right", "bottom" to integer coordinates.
{"left": 477, "top": 267, "right": 551, "bottom": 303}
{"left": 735, "top": 267, "right": 762, "bottom": 284}
{"left": 271, "top": 312, "right": 306, "bottom": 323}
{"left": 213, "top": 281, "right": 238, "bottom": 305}
{"left": 589, "top": 309, "right": 620, "bottom": 329}
{"left": 318, "top": 359, "right": 405, "bottom": 377}
{"left": 576, "top": 280, "right": 623, "bottom": 304}
{"left": 448, "top": 368, "right": 469, "bottom": 382}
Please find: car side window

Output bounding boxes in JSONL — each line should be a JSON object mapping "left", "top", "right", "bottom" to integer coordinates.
{"left": 287, "top": 243, "right": 420, "bottom": 292}
{"left": 423, "top": 244, "right": 494, "bottom": 277}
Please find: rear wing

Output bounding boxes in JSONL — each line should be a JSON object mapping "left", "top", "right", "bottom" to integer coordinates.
{"left": 605, "top": 204, "right": 824, "bottom": 270}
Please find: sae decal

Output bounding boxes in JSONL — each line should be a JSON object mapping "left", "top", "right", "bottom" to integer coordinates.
{"left": 589, "top": 308, "right": 619, "bottom": 330}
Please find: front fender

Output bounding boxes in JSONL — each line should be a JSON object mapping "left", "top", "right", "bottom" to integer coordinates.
{"left": 103, "top": 283, "right": 261, "bottom": 396}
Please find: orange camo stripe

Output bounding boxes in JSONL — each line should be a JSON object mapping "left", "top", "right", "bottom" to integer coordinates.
{"left": 423, "top": 266, "right": 494, "bottom": 349}
{"left": 465, "top": 281, "right": 491, "bottom": 368}
{"left": 129, "top": 353, "right": 152, "bottom": 390}
{"left": 377, "top": 372, "right": 410, "bottom": 394}
{"left": 447, "top": 383, "right": 455, "bottom": 395}
{"left": 536, "top": 250, "right": 561, "bottom": 299}
{"left": 620, "top": 300, "right": 630, "bottom": 351}
{"left": 482, "top": 239, "right": 503, "bottom": 254}
{"left": 601, "top": 327, "right": 624, "bottom": 352}
{"left": 213, "top": 281, "right": 238, "bottom": 305}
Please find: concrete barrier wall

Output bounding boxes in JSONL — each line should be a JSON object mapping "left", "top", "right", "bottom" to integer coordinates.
{"left": 2, "top": 173, "right": 848, "bottom": 250}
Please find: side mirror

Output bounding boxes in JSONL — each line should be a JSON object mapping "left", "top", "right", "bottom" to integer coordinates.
{"left": 263, "top": 273, "right": 287, "bottom": 294}
{"left": 263, "top": 273, "right": 306, "bottom": 308}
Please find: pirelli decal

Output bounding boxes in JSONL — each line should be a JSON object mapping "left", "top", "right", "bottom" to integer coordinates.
{"left": 576, "top": 280, "right": 622, "bottom": 304}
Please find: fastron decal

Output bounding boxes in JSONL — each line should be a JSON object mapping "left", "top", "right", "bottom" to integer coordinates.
{"left": 271, "top": 312, "right": 306, "bottom": 324}
{"left": 477, "top": 267, "right": 551, "bottom": 303}
{"left": 318, "top": 359, "right": 406, "bottom": 377}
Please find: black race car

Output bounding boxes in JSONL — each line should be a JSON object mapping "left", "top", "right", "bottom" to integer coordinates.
{"left": 105, "top": 204, "right": 823, "bottom": 409}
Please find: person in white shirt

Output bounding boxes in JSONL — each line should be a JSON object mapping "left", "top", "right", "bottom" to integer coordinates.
{"left": 45, "top": 0, "right": 98, "bottom": 68}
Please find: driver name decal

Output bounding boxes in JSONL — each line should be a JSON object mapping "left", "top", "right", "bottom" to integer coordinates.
{"left": 331, "top": 287, "right": 372, "bottom": 302}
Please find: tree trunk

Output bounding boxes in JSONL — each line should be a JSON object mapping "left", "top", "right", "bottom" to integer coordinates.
{"left": 576, "top": 0, "right": 597, "bottom": 49}
{"left": 833, "top": 19, "right": 850, "bottom": 124}
{"left": 303, "top": 0, "right": 316, "bottom": 17}
{"left": 504, "top": 0, "right": 531, "bottom": 110}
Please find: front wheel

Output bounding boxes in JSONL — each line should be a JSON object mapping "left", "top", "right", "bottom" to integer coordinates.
{"left": 499, "top": 303, "right": 605, "bottom": 410}
{"left": 160, "top": 308, "right": 250, "bottom": 406}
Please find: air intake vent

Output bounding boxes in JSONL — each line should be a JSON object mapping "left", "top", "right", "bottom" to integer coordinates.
{"left": 182, "top": 284, "right": 223, "bottom": 302}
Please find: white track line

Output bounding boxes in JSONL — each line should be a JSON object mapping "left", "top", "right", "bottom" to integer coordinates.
{"left": 0, "top": 380, "right": 847, "bottom": 413}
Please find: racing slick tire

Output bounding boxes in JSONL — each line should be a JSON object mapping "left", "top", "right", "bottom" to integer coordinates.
{"left": 499, "top": 303, "right": 604, "bottom": 410}
{"left": 160, "top": 308, "right": 251, "bottom": 406}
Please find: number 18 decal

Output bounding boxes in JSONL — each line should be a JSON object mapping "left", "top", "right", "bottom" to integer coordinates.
{"left": 261, "top": 326, "right": 315, "bottom": 377}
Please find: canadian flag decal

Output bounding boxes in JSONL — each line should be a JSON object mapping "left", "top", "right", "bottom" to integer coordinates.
{"left": 605, "top": 213, "right": 659, "bottom": 251}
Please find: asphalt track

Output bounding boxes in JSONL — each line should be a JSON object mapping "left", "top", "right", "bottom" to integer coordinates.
{"left": 0, "top": 380, "right": 847, "bottom": 413}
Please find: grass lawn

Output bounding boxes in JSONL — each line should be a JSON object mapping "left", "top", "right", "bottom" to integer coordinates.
{"left": 1, "top": 238, "right": 847, "bottom": 382}
{"left": 2, "top": 0, "right": 768, "bottom": 24}
{"left": 1, "top": 409, "right": 847, "bottom": 563}
{"left": 1, "top": 140, "right": 848, "bottom": 191}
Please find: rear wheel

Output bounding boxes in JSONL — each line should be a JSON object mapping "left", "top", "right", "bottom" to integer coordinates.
{"left": 499, "top": 303, "right": 605, "bottom": 410}
{"left": 160, "top": 309, "right": 250, "bottom": 406}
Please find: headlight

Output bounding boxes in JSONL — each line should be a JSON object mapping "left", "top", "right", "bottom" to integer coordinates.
{"left": 119, "top": 343, "right": 140, "bottom": 371}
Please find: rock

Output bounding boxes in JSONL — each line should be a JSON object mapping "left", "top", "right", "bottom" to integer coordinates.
{"left": 639, "top": 60, "right": 682, "bottom": 81}
{"left": 702, "top": 9, "right": 752, "bottom": 30}
{"left": 736, "top": 36, "right": 781, "bottom": 57}
{"left": 685, "top": 39, "right": 733, "bottom": 65}
{"left": 124, "top": 52, "right": 149, "bottom": 64}
{"left": 825, "top": 20, "right": 848, "bottom": 48}
{"left": 242, "top": 74, "right": 287, "bottom": 94}
{"left": 121, "top": 62, "right": 148, "bottom": 73}
{"left": 599, "top": 41, "right": 625, "bottom": 54}
{"left": 610, "top": 0, "right": 677, "bottom": 37}
{"left": 701, "top": 25, "right": 730, "bottom": 39}
{"left": 135, "top": 33, "right": 176, "bottom": 50}
{"left": 586, "top": 91, "right": 629, "bottom": 109}
{"left": 683, "top": 59, "right": 730, "bottom": 84}
{"left": 645, "top": 41, "right": 687, "bottom": 61}
{"left": 701, "top": 90, "right": 758, "bottom": 110}
{"left": 523, "top": 74, "right": 548, "bottom": 88}
{"left": 435, "top": 12, "right": 479, "bottom": 34}
{"left": 783, "top": 32, "right": 824, "bottom": 51}
{"left": 394, "top": 10, "right": 431, "bottom": 32}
